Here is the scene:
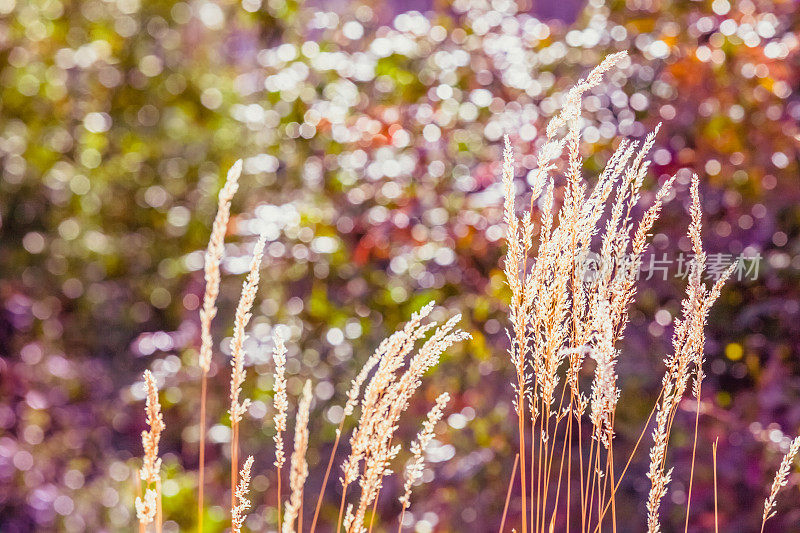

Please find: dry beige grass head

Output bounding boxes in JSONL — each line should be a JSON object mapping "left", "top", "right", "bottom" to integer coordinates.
{"left": 134, "top": 370, "right": 163, "bottom": 527}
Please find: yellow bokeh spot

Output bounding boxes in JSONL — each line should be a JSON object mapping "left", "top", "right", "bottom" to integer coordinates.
{"left": 725, "top": 342, "right": 743, "bottom": 361}
{"left": 716, "top": 391, "right": 731, "bottom": 407}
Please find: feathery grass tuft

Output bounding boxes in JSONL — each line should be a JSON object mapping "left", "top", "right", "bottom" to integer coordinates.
{"left": 761, "top": 435, "right": 800, "bottom": 532}
{"left": 399, "top": 392, "right": 450, "bottom": 512}
{"left": 135, "top": 370, "right": 163, "bottom": 532}
{"left": 283, "top": 380, "right": 312, "bottom": 533}
{"left": 232, "top": 456, "right": 254, "bottom": 533}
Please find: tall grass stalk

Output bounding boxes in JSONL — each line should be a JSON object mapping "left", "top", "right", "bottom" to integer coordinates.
{"left": 761, "top": 435, "right": 800, "bottom": 532}
{"left": 197, "top": 159, "right": 241, "bottom": 531}
{"left": 272, "top": 332, "right": 288, "bottom": 530}
{"left": 135, "top": 370, "right": 164, "bottom": 533}
{"left": 228, "top": 233, "right": 267, "bottom": 521}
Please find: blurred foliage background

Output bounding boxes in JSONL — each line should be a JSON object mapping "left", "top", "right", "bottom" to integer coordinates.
{"left": 1, "top": 0, "right": 799, "bottom": 531}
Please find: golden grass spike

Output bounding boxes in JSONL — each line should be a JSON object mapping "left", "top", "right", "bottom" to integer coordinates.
{"left": 761, "top": 435, "right": 800, "bottom": 532}
{"left": 283, "top": 380, "right": 312, "bottom": 533}
{"left": 398, "top": 392, "right": 450, "bottom": 510}
{"left": 232, "top": 456, "right": 254, "bottom": 533}
{"left": 199, "top": 159, "right": 242, "bottom": 373}
{"left": 136, "top": 370, "right": 164, "bottom": 528}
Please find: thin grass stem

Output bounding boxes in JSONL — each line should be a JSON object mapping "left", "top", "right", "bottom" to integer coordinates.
{"left": 310, "top": 423, "right": 344, "bottom": 533}
{"left": 713, "top": 438, "right": 719, "bottom": 533}
{"left": 500, "top": 454, "right": 520, "bottom": 533}
{"left": 198, "top": 372, "right": 208, "bottom": 533}
{"left": 684, "top": 383, "right": 703, "bottom": 533}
